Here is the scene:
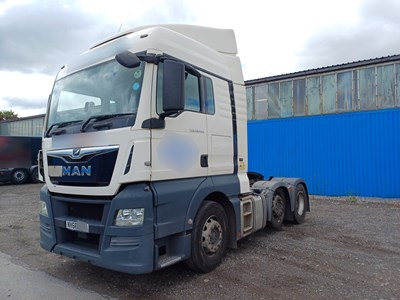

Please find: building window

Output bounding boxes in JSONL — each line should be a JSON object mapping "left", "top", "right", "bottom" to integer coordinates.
{"left": 307, "top": 77, "right": 321, "bottom": 115}
{"left": 322, "top": 74, "right": 336, "bottom": 114}
{"left": 396, "top": 64, "right": 400, "bottom": 107}
{"left": 377, "top": 65, "right": 395, "bottom": 109}
{"left": 353, "top": 70, "right": 359, "bottom": 110}
{"left": 280, "top": 81, "right": 292, "bottom": 117}
{"left": 359, "top": 67, "right": 376, "bottom": 110}
{"left": 267, "top": 83, "right": 280, "bottom": 118}
{"left": 337, "top": 71, "right": 353, "bottom": 112}
{"left": 255, "top": 84, "right": 268, "bottom": 120}
{"left": 293, "top": 79, "right": 306, "bottom": 116}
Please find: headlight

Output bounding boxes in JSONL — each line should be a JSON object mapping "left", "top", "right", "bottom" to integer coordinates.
{"left": 39, "top": 200, "right": 48, "bottom": 217}
{"left": 114, "top": 208, "right": 144, "bottom": 226}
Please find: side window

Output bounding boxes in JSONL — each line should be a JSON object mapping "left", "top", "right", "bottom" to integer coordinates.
{"left": 204, "top": 77, "right": 215, "bottom": 114}
{"left": 184, "top": 73, "right": 200, "bottom": 112}
{"left": 156, "top": 61, "right": 214, "bottom": 115}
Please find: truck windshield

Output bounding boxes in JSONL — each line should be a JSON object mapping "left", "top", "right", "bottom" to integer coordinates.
{"left": 46, "top": 59, "right": 145, "bottom": 130}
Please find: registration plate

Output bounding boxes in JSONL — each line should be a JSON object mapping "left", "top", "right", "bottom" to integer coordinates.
{"left": 65, "top": 220, "right": 89, "bottom": 233}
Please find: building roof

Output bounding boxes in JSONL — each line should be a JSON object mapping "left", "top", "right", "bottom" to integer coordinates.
{"left": 0, "top": 114, "right": 45, "bottom": 124}
{"left": 245, "top": 54, "right": 400, "bottom": 86}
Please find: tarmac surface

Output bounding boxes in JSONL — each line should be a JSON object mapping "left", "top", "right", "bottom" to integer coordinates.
{"left": 0, "top": 252, "right": 108, "bottom": 300}
{"left": 1, "top": 183, "right": 400, "bottom": 299}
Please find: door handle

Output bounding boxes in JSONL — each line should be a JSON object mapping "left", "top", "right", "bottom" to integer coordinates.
{"left": 200, "top": 154, "right": 208, "bottom": 168}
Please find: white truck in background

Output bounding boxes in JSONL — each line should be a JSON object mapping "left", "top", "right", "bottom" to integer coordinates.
{"left": 39, "top": 25, "right": 309, "bottom": 273}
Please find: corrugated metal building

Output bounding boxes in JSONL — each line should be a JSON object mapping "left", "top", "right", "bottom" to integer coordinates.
{"left": 246, "top": 55, "right": 400, "bottom": 198}
{"left": 0, "top": 114, "right": 45, "bottom": 137}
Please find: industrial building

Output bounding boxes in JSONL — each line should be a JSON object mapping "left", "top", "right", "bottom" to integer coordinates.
{"left": 1, "top": 55, "right": 399, "bottom": 197}
{"left": 246, "top": 55, "right": 400, "bottom": 198}
{"left": 0, "top": 114, "right": 45, "bottom": 137}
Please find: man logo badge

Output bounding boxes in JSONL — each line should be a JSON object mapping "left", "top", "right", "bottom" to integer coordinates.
{"left": 72, "top": 148, "right": 81, "bottom": 158}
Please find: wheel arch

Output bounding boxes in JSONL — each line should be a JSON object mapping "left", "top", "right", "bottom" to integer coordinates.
{"left": 251, "top": 178, "right": 309, "bottom": 222}
{"left": 204, "top": 192, "right": 237, "bottom": 249}
{"left": 267, "top": 178, "right": 310, "bottom": 212}
{"left": 186, "top": 191, "right": 237, "bottom": 249}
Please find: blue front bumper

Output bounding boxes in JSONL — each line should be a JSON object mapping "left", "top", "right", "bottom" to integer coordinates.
{"left": 39, "top": 184, "right": 155, "bottom": 274}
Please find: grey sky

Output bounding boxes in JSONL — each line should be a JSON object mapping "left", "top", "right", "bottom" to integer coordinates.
{"left": 297, "top": 0, "right": 400, "bottom": 70}
{"left": 0, "top": 0, "right": 399, "bottom": 116}
{"left": 0, "top": 1, "right": 104, "bottom": 74}
{"left": 0, "top": 0, "right": 192, "bottom": 75}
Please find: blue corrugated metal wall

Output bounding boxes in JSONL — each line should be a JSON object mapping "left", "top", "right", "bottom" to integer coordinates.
{"left": 248, "top": 109, "right": 400, "bottom": 198}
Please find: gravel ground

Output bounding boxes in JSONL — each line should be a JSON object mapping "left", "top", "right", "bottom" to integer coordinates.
{"left": 1, "top": 183, "right": 399, "bottom": 299}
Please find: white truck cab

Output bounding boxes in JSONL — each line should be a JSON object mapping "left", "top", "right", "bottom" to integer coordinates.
{"left": 39, "top": 25, "right": 309, "bottom": 273}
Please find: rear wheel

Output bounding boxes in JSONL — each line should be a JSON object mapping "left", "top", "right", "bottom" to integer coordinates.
{"left": 268, "top": 189, "right": 285, "bottom": 230}
{"left": 293, "top": 184, "right": 307, "bottom": 224}
{"left": 186, "top": 201, "right": 228, "bottom": 273}
{"left": 11, "top": 169, "right": 28, "bottom": 184}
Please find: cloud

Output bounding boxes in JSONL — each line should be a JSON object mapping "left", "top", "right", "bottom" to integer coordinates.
{"left": 3, "top": 96, "right": 46, "bottom": 109}
{"left": 0, "top": 0, "right": 194, "bottom": 75}
{"left": 296, "top": 0, "right": 400, "bottom": 71}
{"left": 0, "top": 0, "right": 117, "bottom": 74}
{"left": 0, "top": 70, "right": 53, "bottom": 116}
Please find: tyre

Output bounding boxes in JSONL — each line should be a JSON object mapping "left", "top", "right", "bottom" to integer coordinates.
{"left": 268, "top": 189, "right": 285, "bottom": 230}
{"left": 11, "top": 169, "right": 28, "bottom": 184}
{"left": 31, "top": 168, "right": 40, "bottom": 183}
{"left": 186, "top": 201, "right": 228, "bottom": 273}
{"left": 293, "top": 184, "right": 307, "bottom": 224}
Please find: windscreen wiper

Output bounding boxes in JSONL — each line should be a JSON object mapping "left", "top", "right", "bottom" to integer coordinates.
{"left": 80, "top": 113, "right": 136, "bottom": 132}
{"left": 45, "top": 120, "right": 83, "bottom": 137}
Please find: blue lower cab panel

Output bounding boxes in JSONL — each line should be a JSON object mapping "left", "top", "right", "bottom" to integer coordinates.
{"left": 53, "top": 233, "right": 154, "bottom": 274}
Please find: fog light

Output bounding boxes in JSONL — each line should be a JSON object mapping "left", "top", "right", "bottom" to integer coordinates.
{"left": 114, "top": 208, "right": 144, "bottom": 226}
{"left": 39, "top": 200, "right": 48, "bottom": 217}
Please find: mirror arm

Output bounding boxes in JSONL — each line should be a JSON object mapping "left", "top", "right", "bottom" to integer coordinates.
{"left": 159, "top": 111, "right": 179, "bottom": 120}
{"left": 137, "top": 53, "right": 161, "bottom": 64}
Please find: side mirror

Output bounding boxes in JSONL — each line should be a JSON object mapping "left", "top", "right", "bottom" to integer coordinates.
{"left": 162, "top": 60, "right": 185, "bottom": 115}
{"left": 115, "top": 51, "right": 141, "bottom": 68}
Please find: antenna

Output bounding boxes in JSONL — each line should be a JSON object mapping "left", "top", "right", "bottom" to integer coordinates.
{"left": 118, "top": 23, "right": 123, "bottom": 33}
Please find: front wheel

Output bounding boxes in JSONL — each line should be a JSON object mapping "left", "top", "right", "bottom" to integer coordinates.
{"left": 293, "top": 184, "right": 307, "bottom": 224}
{"left": 11, "top": 169, "right": 28, "bottom": 184}
{"left": 186, "top": 201, "right": 228, "bottom": 273}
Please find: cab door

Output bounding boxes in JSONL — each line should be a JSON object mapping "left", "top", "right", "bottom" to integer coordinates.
{"left": 150, "top": 61, "right": 208, "bottom": 181}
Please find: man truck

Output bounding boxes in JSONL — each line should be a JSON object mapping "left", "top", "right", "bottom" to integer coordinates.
{"left": 0, "top": 136, "right": 41, "bottom": 184}
{"left": 39, "top": 25, "right": 310, "bottom": 274}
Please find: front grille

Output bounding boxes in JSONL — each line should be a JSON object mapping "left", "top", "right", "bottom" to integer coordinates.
{"left": 68, "top": 202, "right": 104, "bottom": 221}
{"left": 51, "top": 193, "right": 111, "bottom": 253}
{"left": 47, "top": 145, "right": 119, "bottom": 187}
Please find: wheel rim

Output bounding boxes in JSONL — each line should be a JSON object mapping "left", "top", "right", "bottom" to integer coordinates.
{"left": 272, "top": 194, "right": 284, "bottom": 220}
{"left": 297, "top": 191, "right": 305, "bottom": 215}
{"left": 202, "top": 216, "right": 223, "bottom": 254}
{"left": 14, "top": 171, "right": 25, "bottom": 182}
